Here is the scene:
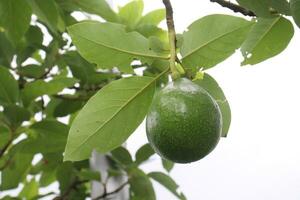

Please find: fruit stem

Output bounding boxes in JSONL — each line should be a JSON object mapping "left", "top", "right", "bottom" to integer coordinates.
{"left": 162, "top": 0, "right": 181, "bottom": 80}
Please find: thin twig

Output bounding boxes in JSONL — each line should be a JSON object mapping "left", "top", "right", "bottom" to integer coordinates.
{"left": 92, "top": 181, "right": 129, "bottom": 200}
{"left": 210, "top": 0, "right": 256, "bottom": 17}
{"left": 0, "top": 139, "right": 13, "bottom": 158}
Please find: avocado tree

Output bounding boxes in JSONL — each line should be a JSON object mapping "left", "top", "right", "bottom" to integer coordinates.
{"left": 0, "top": 0, "right": 299, "bottom": 199}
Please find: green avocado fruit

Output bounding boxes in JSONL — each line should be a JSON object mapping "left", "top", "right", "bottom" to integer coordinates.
{"left": 146, "top": 78, "right": 222, "bottom": 163}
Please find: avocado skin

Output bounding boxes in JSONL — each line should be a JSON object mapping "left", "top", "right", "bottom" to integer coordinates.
{"left": 146, "top": 78, "right": 222, "bottom": 163}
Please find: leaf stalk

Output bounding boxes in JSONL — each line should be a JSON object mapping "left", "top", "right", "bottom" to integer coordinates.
{"left": 162, "top": 0, "right": 181, "bottom": 80}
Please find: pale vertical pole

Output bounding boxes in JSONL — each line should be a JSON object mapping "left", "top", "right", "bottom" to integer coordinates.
{"left": 90, "top": 0, "right": 129, "bottom": 199}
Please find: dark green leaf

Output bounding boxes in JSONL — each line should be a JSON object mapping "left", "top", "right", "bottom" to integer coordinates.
{"left": 18, "top": 64, "right": 45, "bottom": 79}
{"left": 53, "top": 99, "right": 84, "bottom": 118}
{"left": 3, "top": 105, "right": 31, "bottom": 128}
{"left": 27, "top": 0, "right": 62, "bottom": 33}
{"left": 194, "top": 73, "right": 231, "bottom": 137}
{"left": 1, "top": 143, "right": 34, "bottom": 190}
{"left": 162, "top": 159, "right": 174, "bottom": 173}
{"left": 0, "top": 66, "right": 19, "bottom": 105}
{"left": 111, "top": 146, "right": 133, "bottom": 166}
{"left": 148, "top": 172, "right": 185, "bottom": 199}
{"left": 64, "top": 76, "right": 157, "bottom": 161}
{"left": 23, "top": 120, "right": 69, "bottom": 154}
{"left": 0, "top": 125, "right": 10, "bottom": 148}
{"left": 237, "top": 0, "right": 273, "bottom": 17}
{"left": 241, "top": 17, "right": 294, "bottom": 65}
{"left": 269, "top": 0, "right": 291, "bottom": 15}
{"left": 129, "top": 168, "right": 156, "bottom": 200}
{"left": 56, "top": 162, "right": 75, "bottom": 193}
{"left": 0, "top": 0, "right": 31, "bottom": 42}
{"left": 63, "top": 51, "right": 95, "bottom": 84}
{"left": 291, "top": 0, "right": 300, "bottom": 28}
{"left": 181, "top": 15, "right": 253, "bottom": 70}
{"left": 0, "top": 33, "right": 14, "bottom": 66}
{"left": 135, "top": 143, "right": 155, "bottom": 165}
{"left": 25, "top": 26, "right": 44, "bottom": 46}
{"left": 45, "top": 97, "right": 84, "bottom": 119}
{"left": 22, "top": 77, "right": 78, "bottom": 106}
{"left": 39, "top": 153, "right": 63, "bottom": 187}
{"left": 68, "top": 22, "right": 168, "bottom": 73}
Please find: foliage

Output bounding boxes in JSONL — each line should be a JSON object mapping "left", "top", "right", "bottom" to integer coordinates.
{"left": 0, "top": 0, "right": 298, "bottom": 199}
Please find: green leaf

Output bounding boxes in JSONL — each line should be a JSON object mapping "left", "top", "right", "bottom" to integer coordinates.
{"left": 63, "top": 51, "right": 95, "bottom": 84}
{"left": 22, "top": 77, "right": 78, "bottom": 106}
{"left": 19, "top": 179, "right": 39, "bottom": 200}
{"left": 18, "top": 64, "right": 45, "bottom": 79}
{"left": 107, "top": 168, "right": 124, "bottom": 178}
{"left": 40, "top": 169, "right": 57, "bottom": 187}
{"left": 56, "top": 162, "right": 75, "bottom": 193}
{"left": 237, "top": 0, "right": 290, "bottom": 16}
{"left": 0, "top": 33, "right": 14, "bottom": 66}
{"left": 0, "top": 0, "right": 31, "bottom": 42}
{"left": 119, "top": 0, "right": 144, "bottom": 29}
{"left": 53, "top": 99, "right": 84, "bottom": 118}
{"left": 181, "top": 14, "right": 253, "bottom": 70}
{"left": 291, "top": 0, "right": 300, "bottom": 28}
{"left": 78, "top": 169, "right": 101, "bottom": 181}
{"left": 3, "top": 105, "right": 31, "bottom": 128}
{"left": 194, "top": 73, "right": 231, "bottom": 137}
{"left": 137, "top": 25, "right": 167, "bottom": 41}
{"left": 26, "top": 0, "right": 61, "bottom": 33}
{"left": 0, "top": 66, "right": 19, "bottom": 105}
{"left": 135, "top": 143, "right": 155, "bottom": 165}
{"left": 148, "top": 172, "right": 185, "bottom": 199}
{"left": 46, "top": 97, "right": 84, "bottom": 118}
{"left": 39, "top": 153, "right": 63, "bottom": 187}
{"left": 138, "top": 9, "right": 166, "bottom": 26}
{"left": 237, "top": 0, "right": 273, "bottom": 17}
{"left": 25, "top": 26, "right": 44, "bottom": 46}
{"left": 64, "top": 76, "right": 156, "bottom": 161}
{"left": 1, "top": 143, "right": 34, "bottom": 190}
{"left": 129, "top": 168, "right": 156, "bottom": 200}
{"left": 161, "top": 159, "right": 174, "bottom": 173}
{"left": 269, "top": 0, "right": 291, "bottom": 15}
{"left": 24, "top": 120, "right": 69, "bottom": 154}
{"left": 0, "top": 125, "right": 10, "bottom": 148}
{"left": 241, "top": 17, "right": 294, "bottom": 65}
{"left": 57, "top": 0, "right": 119, "bottom": 22}
{"left": 111, "top": 146, "right": 133, "bottom": 165}
{"left": 68, "top": 21, "right": 168, "bottom": 73}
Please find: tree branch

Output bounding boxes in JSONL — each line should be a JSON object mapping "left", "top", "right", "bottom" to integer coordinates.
{"left": 210, "top": 0, "right": 256, "bottom": 17}
{"left": 92, "top": 181, "right": 129, "bottom": 200}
